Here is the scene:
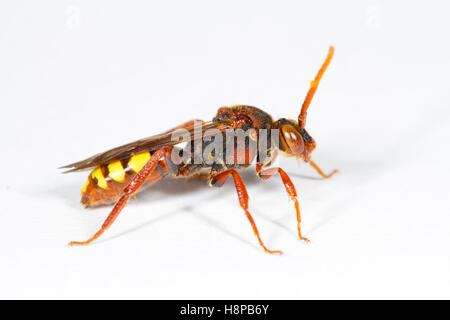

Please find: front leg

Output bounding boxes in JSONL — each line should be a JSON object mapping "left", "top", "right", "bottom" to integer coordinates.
{"left": 309, "top": 160, "right": 338, "bottom": 179}
{"left": 256, "top": 164, "right": 310, "bottom": 242}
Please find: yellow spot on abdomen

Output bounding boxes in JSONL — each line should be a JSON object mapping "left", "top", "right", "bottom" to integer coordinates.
{"left": 128, "top": 152, "right": 151, "bottom": 173}
{"left": 108, "top": 161, "right": 125, "bottom": 183}
{"left": 91, "top": 167, "right": 109, "bottom": 189}
{"left": 81, "top": 179, "right": 90, "bottom": 193}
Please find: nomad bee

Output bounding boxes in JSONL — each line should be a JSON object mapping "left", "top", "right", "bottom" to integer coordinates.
{"left": 61, "top": 47, "right": 338, "bottom": 254}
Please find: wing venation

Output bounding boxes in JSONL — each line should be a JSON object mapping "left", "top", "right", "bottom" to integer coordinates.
{"left": 60, "top": 120, "right": 231, "bottom": 173}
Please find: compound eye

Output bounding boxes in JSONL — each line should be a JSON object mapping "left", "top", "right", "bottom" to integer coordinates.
{"left": 280, "top": 125, "right": 304, "bottom": 155}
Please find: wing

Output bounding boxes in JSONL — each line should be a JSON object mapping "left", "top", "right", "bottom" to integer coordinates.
{"left": 60, "top": 120, "right": 231, "bottom": 173}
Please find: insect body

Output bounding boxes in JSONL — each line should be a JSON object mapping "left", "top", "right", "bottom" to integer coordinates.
{"left": 62, "top": 46, "right": 338, "bottom": 253}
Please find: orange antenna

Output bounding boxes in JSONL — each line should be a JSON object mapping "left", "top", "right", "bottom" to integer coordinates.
{"left": 298, "top": 46, "right": 334, "bottom": 130}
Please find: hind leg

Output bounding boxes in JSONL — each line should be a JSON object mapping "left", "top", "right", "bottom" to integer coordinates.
{"left": 69, "top": 147, "right": 170, "bottom": 246}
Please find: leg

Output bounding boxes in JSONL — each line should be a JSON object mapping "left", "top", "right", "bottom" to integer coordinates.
{"left": 210, "top": 169, "right": 282, "bottom": 254}
{"left": 69, "top": 147, "right": 170, "bottom": 246}
{"left": 309, "top": 160, "right": 338, "bottom": 179}
{"left": 256, "top": 164, "right": 309, "bottom": 242}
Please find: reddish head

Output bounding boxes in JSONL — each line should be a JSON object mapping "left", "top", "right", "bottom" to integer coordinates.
{"left": 274, "top": 46, "right": 334, "bottom": 162}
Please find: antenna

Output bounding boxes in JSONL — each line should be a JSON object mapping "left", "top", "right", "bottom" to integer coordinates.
{"left": 298, "top": 46, "right": 334, "bottom": 130}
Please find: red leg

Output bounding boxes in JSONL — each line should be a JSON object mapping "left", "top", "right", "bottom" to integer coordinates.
{"left": 309, "top": 160, "right": 338, "bottom": 179}
{"left": 210, "top": 170, "right": 282, "bottom": 254}
{"left": 69, "top": 147, "right": 170, "bottom": 246}
{"left": 256, "top": 164, "right": 310, "bottom": 242}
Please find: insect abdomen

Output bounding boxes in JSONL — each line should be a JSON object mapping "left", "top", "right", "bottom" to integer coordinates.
{"left": 81, "top": 151, "right": 168, "bottom": 207}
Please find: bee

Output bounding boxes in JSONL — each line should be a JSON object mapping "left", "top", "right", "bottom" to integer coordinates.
{"left": 61, "top": 46, "right": 338, "bottom": 254}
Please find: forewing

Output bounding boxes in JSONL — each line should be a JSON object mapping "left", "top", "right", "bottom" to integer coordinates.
{"left": 60, "top": 120, "right": 231, "bottom": 173}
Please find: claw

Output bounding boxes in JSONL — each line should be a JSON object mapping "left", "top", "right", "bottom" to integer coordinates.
{"left": 266, "top": 249, "right": 283, "bottom": 255}
{"left": 299, "top": 236, "right": 310, "bottom": 243}
{"left": 68, "top": 240, "right": 89, "bottom": 246}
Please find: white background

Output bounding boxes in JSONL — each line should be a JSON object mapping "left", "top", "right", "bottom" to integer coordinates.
{"left": 1, "top": 1, "right": 449, "bottom": 299}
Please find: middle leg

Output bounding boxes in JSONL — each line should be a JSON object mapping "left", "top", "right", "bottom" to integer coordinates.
{"left": 209, "top": 169, "right": 282, "bottom": 254}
